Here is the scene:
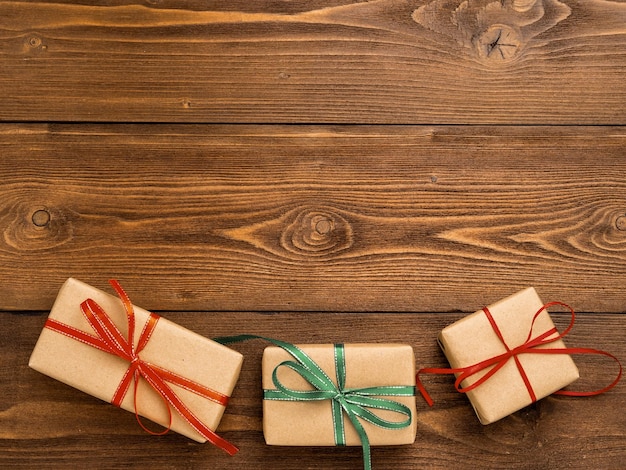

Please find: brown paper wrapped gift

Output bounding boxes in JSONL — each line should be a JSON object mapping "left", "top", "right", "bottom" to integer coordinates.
{"left": 29, "top": 278, "right": 244, "bottom": 445}
{"left": 262, "top": 343, "right": 417, "bottom": 446}
{"left": 437, "top": 287, "right": 580, "bottom": 424}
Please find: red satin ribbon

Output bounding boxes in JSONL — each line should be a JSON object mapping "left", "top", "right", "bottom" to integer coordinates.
{"left": 417, "top": 302, "right": 622, "bottom": 407}
{"left": 44, "top": 279, "right": 238, "bottom": 455}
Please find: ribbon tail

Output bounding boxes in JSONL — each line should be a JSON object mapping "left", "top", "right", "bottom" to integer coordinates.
{"left": 150, "top": 364, "right": 230, "bottom": 406}
{"left": 416, "top": 370, "right": 435, "bottom": 407}
{"left": 416, "top": 367, "right": 463, "bottom": 407}
{"left": 343, "top": 407, "right": 372, "bottom": 470}
{"left": 362, "top": 433, "right": 372, "bottom": 470}
{"left": 213, "top": 334, "right": 262, "bottom": 345}
{"left": 332, "top": 398, "right": 346, "bottom": 447}
{"left": 131, "top": 370, "right": 173, "bottom": 437}
{"left": 140, "top": 365, "right": 239, "bottom": 455}
{"left": 111, "top": 364, "right": 136, "bottom": 407}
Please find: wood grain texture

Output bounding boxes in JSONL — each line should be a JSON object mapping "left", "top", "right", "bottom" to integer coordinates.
{"left": 2, "top": 2, "right": 625, "bottom": 468}
{"left": 1, "top": 310, "right": 624, "bottom": 469}
{"left": 1, "top": 124, "right": 625, "bottom": 313}
{"left": 0, "top": 0, "right": 625, "bottom": 124}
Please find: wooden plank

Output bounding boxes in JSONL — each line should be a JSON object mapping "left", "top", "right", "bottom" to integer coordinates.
{"left": 1, "top": 124, "right": 625, "bottom": 312}
{"left": 1, "top": 310, "right": 624, "bottom": 469}
{"left": 0, "top": 1, "right": 624, "bottom": 124}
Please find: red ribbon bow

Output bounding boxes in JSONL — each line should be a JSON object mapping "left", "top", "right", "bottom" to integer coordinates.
{"left": 417, "top": 302, "right": 622, "bottom": 407}
{"left": 45, "top": 279, "right": 238, "bottom": 455}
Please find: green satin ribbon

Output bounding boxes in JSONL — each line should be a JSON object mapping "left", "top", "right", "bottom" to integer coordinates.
{"left": 214, "top": 335, "right": 415, "bottom": 470}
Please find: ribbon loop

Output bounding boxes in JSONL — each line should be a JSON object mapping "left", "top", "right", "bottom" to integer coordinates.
{"left": 45, "top": 280, "right": 238, "bottom": 456}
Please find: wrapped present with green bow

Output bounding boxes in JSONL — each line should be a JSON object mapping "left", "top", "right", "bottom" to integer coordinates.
{"left": 262, "top": 341, "right": 417, "bottom": 470}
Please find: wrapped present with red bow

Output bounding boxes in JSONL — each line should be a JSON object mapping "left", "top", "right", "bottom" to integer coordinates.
{"left": 29, "top": 278, "right": 243, "bottom": 454}
{"left": 417, "top": 287, "right": 622, "bottom": 424}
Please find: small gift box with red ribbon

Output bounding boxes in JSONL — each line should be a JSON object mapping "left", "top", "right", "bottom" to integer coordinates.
{"left": 262, "top": 342, "right": 417, "bottom": 470}
{"left": 417, "top": 287, "right": 622, "bottom": 425}
{"left": 29, "top": 278, "right": 243, "bottom": 453}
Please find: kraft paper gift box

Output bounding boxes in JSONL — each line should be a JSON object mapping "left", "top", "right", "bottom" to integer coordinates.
{"left": 262, "top": 343, "right": 417, "bottom": 446}
{"left": 29, "top": 278, "right": 244, "bottom": 444}
{"left": 437, "top": 287, "right": 580, "bottom": 424}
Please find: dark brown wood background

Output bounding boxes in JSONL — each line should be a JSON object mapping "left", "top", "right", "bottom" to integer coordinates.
{"left": 1, "top": 1, "right": 624, "bottom": 469}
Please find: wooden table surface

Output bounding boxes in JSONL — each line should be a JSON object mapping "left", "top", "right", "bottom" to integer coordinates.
{"left": 1, "top": 1, "right": 625, "bottom": 469}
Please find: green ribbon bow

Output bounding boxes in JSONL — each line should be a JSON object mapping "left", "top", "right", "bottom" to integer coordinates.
{"left": 215, "top": 335, "right": 415, "bottom": 470}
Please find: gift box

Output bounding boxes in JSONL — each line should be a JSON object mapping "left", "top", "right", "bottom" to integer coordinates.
{"left": 437, "top": 287, "right": 580, "bottom": 424}
{"left": 262, "top": 343, "right": 417, "bottom": 447}
{"left": 29, "top": 278, "right": 244, "bottom": 446}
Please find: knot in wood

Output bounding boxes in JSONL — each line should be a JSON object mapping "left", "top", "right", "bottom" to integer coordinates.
{"left": 28, "top": 36, "right": 42, "bottom": 48}
{"left": 32, "top": 209, "right": 51, "bottom": 227}
{"left": 413, "top": 1, "right": 570, "bottom": 65}
{"left": 23, "top": 34, "right": 47, "bottom": 54}
{"left": 475, "top": 25, "right": 521, "bottom": 63}
{"left": 4, "top": 204, "right": 72, "bottom": 252}
{"left": 313, "top": 216, "right": 333, "bottom": 236}
{"left": 282, "top": 208, "right": 353, "bottom": 258}
{"left": 616, "top": 216, "right": 626, "bottom": 232}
